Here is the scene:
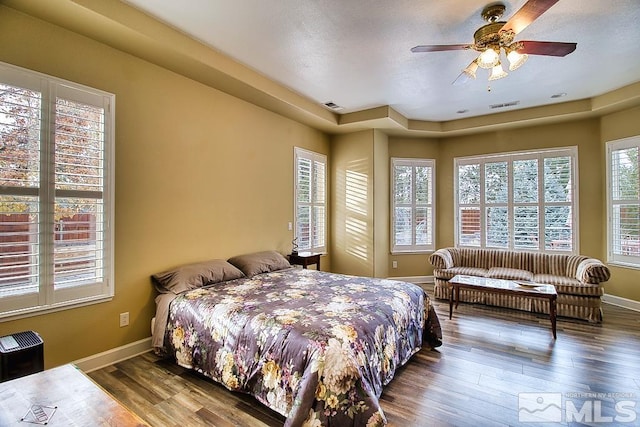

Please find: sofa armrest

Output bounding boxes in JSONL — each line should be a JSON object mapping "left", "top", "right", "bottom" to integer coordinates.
{"left": 429, "top": 248, "right": 454, "bottom": 270}
{"left": 576, "top": 258, "right": 611, "bottom": 284}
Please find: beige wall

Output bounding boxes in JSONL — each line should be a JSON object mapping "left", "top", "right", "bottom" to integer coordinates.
{"left": 373, "top": 130, "right": 390, "bottom": 279}
{"left": 0, "top": 7, "right": 329, "bottom": 368}
{"left": 0, "top": 5, "right": 638, "bottom": 369}
{"left": 601, "top": 106, "right": 640, "bottom": 302}
{"left": 387, "top": 137, "right": 440, "bottom": 277}
{"left": 437, "top": 119, "right": 603, "bottom": 254}
{"left": 331, "top": 131, "right": 376, "bottom": 276}
{"left": 420, "top": 117, "right": 640, "bottom": 303}
{"left": 434, "top": 119, "right": 603, "bottom": 262}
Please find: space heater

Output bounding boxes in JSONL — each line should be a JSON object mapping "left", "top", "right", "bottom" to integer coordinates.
{"left": 0, "top": 331, "right": 44, "bottom": 382}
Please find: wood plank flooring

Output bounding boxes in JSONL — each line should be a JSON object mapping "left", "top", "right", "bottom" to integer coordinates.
{"left": 89, "top": 299, "right": 640, "bottom": 426}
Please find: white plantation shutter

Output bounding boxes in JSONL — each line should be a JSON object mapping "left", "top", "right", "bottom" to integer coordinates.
{"left": 294, "top": 148, "right": 326, "bottom": 253}
{"left": 607, "top": 136, "right": 640, "bottom": 266}
{"left": 455, "top": 147, "right": 577, "bottom": 253}
{"left": 391, "top": 158, "right": 435, "bottom": 253}
{"left": 457, "top": 164, "right": 481, "bottom": 246}
{"left": 0, "top": 62, "right": 114, "bottom": 318}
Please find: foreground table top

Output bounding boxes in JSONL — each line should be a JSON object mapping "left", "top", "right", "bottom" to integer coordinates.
{"left": 0, "top": 363, "right": 147, "bottom": 426}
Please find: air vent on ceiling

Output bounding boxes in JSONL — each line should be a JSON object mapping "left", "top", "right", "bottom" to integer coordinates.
{"left": 323, "top": 101, "right": 344, "bottom": 111}
{"left": 489, "top": 101, "right": 520, "bottom": 110}
{"left": 551, "top": 92, "right": 567, "bottom": 99}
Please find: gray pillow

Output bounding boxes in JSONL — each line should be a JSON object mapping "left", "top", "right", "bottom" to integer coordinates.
{"left": 227, "top": 250, "right": 291, "bottom": 277}
{"left": 152, "top": 259, "right": 245, "bottom": 294}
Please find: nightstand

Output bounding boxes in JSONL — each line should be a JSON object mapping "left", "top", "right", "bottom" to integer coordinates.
{"left": 288, "top": 252, "right": 321, "bottom": 270}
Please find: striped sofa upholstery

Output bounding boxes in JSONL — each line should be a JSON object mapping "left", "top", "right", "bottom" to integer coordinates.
{"left": 429, "top": 247, "right": 611, "bottom": 323}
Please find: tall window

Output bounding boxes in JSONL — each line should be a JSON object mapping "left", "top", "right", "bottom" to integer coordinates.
{"left": 607, "top": 136, "right": 640, "bottom": 267}
{"left": 455, "top": 147, "right": 577, "bottom": 253}
{"left": 0, "top": 62, "right": 114, "bottom": 319}
{"left": 294, "top": 148, "right": 326, "bottom": 253}
{"left": 391, "top": 158, "right": 435, "bottom": 253}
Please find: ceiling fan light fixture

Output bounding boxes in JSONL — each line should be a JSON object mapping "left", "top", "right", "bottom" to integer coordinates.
{"left": 477, "top": 47, "right": 499, "bottom": 69}
{"left": 488, "top": 61, "right": 508, "bottom": 81}
{"left": 463, "top": 61, "right": 479, "bottom": 79}
{"left": 507, "top": 49, "right": 529, "bottom": 71}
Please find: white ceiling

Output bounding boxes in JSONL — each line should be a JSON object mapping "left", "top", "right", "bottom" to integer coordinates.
{"left": 123, "top": 0, "right": 640, "bottom": 122}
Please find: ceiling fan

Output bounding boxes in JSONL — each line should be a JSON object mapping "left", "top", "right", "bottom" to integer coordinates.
{"left": 411, "top": 0, "right": 577, "bottom": 85}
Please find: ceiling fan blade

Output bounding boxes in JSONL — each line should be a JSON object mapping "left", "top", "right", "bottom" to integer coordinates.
{"left": 411, "top": 44, "right": 471, "bottom": 53}
{"left": 518, "top": 40, "right": 577, "bottom": 56}
{"left": 500, "top": 0, "right": 560, "bottom": 35}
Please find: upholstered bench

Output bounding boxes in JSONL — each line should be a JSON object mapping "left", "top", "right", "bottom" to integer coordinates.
{"left": 429, "top": 247, "right": 611, "bottom": 323}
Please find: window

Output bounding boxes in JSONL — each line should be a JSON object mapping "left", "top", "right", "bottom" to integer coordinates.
{"left": 455, "top": 147, "right": 577, "bottom": 253}
{"left": 607, "top": 136, "right": 640, "bottom": 267}
{"left": 294, "top": 148, "right": 326, "bottom": 253}
{"left": 391, "top": 158, "right": 435, "bottom": 253}
{"left": 0, "top": 62, "right": 114, "bottom": 319}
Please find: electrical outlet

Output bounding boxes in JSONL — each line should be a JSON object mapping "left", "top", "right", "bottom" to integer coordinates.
{"left": 288, "top": 222, "right": 293, "bottom": 231}
{"left": 119, "top": 312, "right": 129, "bottom": 327}
{"left": 392, "top": 261, "right": 398, "bottom": 269}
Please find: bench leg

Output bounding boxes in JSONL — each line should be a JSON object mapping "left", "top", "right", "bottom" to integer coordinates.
{"left": 449, "top": 285, "right": 454, "bottom": 319}
{"left": 550, "top": 295, "right": 558, "bottom": 339}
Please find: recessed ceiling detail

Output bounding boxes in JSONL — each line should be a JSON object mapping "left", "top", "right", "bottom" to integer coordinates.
{"left": 89, "top": 0, "right": 640, "bottom": 125}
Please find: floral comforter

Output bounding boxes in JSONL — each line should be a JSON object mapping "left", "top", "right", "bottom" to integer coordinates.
{"left": 161, "top": 268, "right": 442, "bottom": 426}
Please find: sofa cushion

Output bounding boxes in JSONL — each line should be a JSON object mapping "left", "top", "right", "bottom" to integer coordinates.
{"left": 533, "top": 274, "right": 605, "bottom": 296}
{"left": 487, "top": 267, "right": 533, "bottom": 281}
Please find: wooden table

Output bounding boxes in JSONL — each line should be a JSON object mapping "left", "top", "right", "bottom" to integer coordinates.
{"left": 288, "top": 252, "right": 321, "bottom": 270}
{"left": 0, "top": 364, "right": 148, "bottom": 426}
{"left": 448, "top": 274, "right": 558, "bottom": 339}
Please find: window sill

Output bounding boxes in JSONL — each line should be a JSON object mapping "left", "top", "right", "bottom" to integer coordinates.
{"left": 391, "top": 250, "right": 434, "bottom": 255}
{"left": 607, "top": 261, "right": 640, "bottom": 271}
{"left": 0, "top": 295, "right": 113, "bottom": 323}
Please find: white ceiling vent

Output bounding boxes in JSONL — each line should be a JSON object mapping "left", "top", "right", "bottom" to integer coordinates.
{"left": 323, "top": 101, "right": 344, "bottom": 111}
{"left": 489, "top": 101, "right": 520, "bottom": 110}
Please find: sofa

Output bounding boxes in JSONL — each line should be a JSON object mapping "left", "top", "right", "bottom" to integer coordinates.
{"left": 429, "top": 247, "right": 611, "bottom": 323}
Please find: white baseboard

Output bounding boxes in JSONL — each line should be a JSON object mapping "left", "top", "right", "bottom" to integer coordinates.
{"left": 73, "top": 337, "right": 152, "bottom": 373}
{"left": 387, "top": 275, "right": 433, "bottom": 284}
{"left": 602, "top": 294, "right": 640, "bottom": 312}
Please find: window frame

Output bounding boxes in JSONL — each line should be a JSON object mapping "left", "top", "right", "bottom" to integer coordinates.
{"left": 391, "top": 157, "right": 436, "bottom": 254}
{"left": 0, "top": 61, "right": 115, "bottom": 320}
{"left": 454, "top": 147, "right": 578, "bottom": 254}
{"left": 294, "top": 147, "right": 327, "bottom": 254}
{"left": 606, "top": 135, "right": 640, "bottom": 268}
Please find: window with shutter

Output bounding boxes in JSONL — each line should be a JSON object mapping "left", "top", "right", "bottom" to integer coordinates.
{"left": 455, "top": 147, "right": 577, "bottom": 253}
{"left": 607, "top": 136, "right": 640, "bottom": 267}
{"left": 294, "top": 148, "right": 326, "bottom": 253}
{"left": 0, "top": 62, "right": 114, "bottom": 318}
{"left": 391, "top": 158, "right": 435, "bottom": 253}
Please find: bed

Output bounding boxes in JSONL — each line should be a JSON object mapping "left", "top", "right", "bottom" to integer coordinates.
{"left": 152, "top": 251, "right": 442, "bottom": 427}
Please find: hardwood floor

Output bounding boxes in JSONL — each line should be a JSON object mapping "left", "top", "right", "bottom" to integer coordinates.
{"left": 89, "top": 299, "right": 640, "bottom": 426}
